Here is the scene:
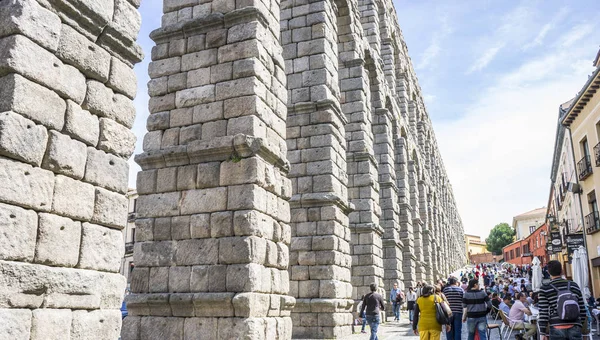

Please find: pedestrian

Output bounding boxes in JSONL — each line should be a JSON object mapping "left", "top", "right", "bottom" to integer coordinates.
{"left": 416, "top": 281, "right": 423, "bottom": 298}
{"left": 508, "top": 292, "right": 536, "bottom": 340}
{"left": 463, "top": 278, "right": 491, "bottom": 340}
{"left": 390, "top": 282, "right": 401, "bottom": 321}
{"left": 360, "top": 283, "right": 385, "bottom": 340}
{"left": 413, "top": 284, "right": 443, "bottom": 340}
{"left": 538, "top": 260, "right": 588, "bottom": 340}
{"left": 407, "top": 287, "right": 417, "bottom": 322}
{"left": 443, "top": 277, "right": 464, "bottom": 340}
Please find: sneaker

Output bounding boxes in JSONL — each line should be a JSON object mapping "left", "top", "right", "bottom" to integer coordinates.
{"left": 361, "top": 330, "right": 367, "bottom": 334}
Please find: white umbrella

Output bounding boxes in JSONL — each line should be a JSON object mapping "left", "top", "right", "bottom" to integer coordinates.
{"left": 572, "top": 246, "right": 591, "bottom": 302}
{"left": 531, "top": 256, "right": 543, "bottom": 292}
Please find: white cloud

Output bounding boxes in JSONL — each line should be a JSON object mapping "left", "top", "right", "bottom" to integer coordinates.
{"left": 439, "top": 44, "right": 596, "bottom": 238}
{"left": 466, "top": 43, "right": 505, "bottom": 74}
{"left": 557, "top": 23, "right": 595, "bottom": 48}
{"left": 417, "top": 16, "right": 453, "bottom": 71}
{"left": 523, "top": 7, "right": 569, "bottom": 50}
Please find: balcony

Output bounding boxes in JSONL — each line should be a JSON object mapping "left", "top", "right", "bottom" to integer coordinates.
{"left": 578, "top": 155, "right": 593, "bottom": 180}
{"left": 595, "top": 142, "right": 600, "bottom": 166}
{"left": 125, "top": 242, "right": 134, "bottom": 255}
{"left": 585, "top": 211, "right": 600, "bottom": 235}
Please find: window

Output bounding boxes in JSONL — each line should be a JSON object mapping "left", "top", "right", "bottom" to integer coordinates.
{"left": 516, "top": 247, "right": 520, "bottom": 257}
{"left": 529, "top": 225, "right": 536, "bottom": 234}
{"left": 582, "top": 138, "right": 590, "bottom": 158}
{"left": 510, "top": 250, "right": 515, "bottom": 259}
{"left": 505, "top": 252, "right": 509, "bottom": 260}
{"left": 523, "top": 243, "right": 530, "bottom": 254}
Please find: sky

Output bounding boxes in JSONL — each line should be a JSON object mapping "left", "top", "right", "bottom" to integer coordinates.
{"left": 129, "top": 0, "right": 600, "bottom": 240}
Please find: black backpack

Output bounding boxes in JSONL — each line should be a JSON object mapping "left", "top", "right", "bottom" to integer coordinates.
{"left": 550, "top": 282, "right": 580, "bottom": 322}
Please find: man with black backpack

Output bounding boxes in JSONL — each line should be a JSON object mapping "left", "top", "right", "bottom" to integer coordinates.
{"left": 538, "top": 260, "right": 587, "bottom": 340}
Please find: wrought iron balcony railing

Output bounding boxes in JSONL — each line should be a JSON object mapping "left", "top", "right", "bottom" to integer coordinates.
{"left": 578, "top": 155, "right": 593, "bottom": 180}
{"left": 595, "top": 142, "right": 600, "bottom": 166}
{"left": 585, "top": 211, "right": 600, "bottom": 235}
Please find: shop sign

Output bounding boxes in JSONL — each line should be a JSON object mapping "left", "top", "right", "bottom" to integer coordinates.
{"left": 551, "top": 231, "right": 562, "bottom": 253}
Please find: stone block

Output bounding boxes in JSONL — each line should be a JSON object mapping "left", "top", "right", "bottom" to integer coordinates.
{"left": 171, "top": 215, "right": 191, "bottom": 240}
{"left": 140, "top": 317, "right": 184, "bottom": 340}
{"left": 153, "top": 217, "right": 171, "bottom": 241}
{"left": 0, "top": 0, "right": 61, "bottom": 51}
{"left": 64, "top": 100, "right": 99, "bottom": 146}
{"left": 0, "top": 202, "right": 37, "bottom": 262}
{"left": 84, "top": 147, "right": 129, "bottom": 194}
{"left": 190, "top": 265, "right": 209, "bottom": 292}
{"left": 233, "top": 210, "right": 274, "bottom": 239}
{"left": 136, "top": 192, "right": 180, "bottom": 218}
{"left": 193, "top": 102, "right": 223, "bottom": 123}
{"left": 0, "top": 111, "right": 48, "bottom": 166}
{"left": 195, "top": 162, "right": 220, "bottom": 188}
{"left": 92, "top": 187, "right": 128, "bottom": 229}
{"left": 190, "top": 213, "right": 210, "bottom": 238}
{"left": 42, "top": 130, "right": 87, "bottom": 179}
{"left": 180, "top": 187, "right": 227, "bottom": 214}
{"left": 108, "top": 0, "right": 141, "bottom": 44}
{"left": 71, "top": 310, "right": 121, "bottom": 340}
{"left": 135, "top": 218, "right": 154, "bottom": 242}
{"left": 56, "top": 24, "right": 111, "bottom": 81}
{"left": 175, "top": 238, "right": 219, "bottom": 265}
{"left": 147, "top": 111, "right": 170, "bottom": 131}
{"left": 148, "top": 57, "right": 181, "bottom": 79}
{"left": 210, "top": 211, "right": 233, "bottom": 237}
{"left": 177, "top": 165, "right": 197, "bottom": 190}
{"left": 0, "top": 309, "right": 31, "bottom": 340}
{"left": 98, "top": 118, "right": 136, "bottom": 158}
{"left": 78, "top": 222, "right": 124, "bottom": 272}
{"left": 30, "top": 309, "right": 72, "bottom": 340}
{"left": 232, "top": 292, "right": 270, "bottom": 317}
{"left": 183, "top": 318, "right": 218, "bottom": 340}
{"left": 52, "top": 174, "right": 95, "bottom": 220}
{"left": 34, "top": 213, "right": 81, "bottom": 267}
{"left": 0, "top": 35, "right": 86, "bottom": 103}
{"left": 108, "top": 57, "right": 137, "bottom": 98}
{"left": 168, "top": 73, "right": 187, "bottom": 92}
{"left": 226, "top": 263, "right": 264, "bottom": 292}
{"left": 175, "top": 85, "right": 215, "bottom": 108}
{"left": 121, "top": 316, "right": 140, "bottom": 340}
{"left": 83, "top": 80, "right": 135, "bottom": 128}
{"left": 169, "top": 266, "right": 191, "bottom": 293}
{"left": 219, "top": 236, "right": 266, "bottom": 264}
{"left": 0, "top": 74, "right": 65, "bottom": 130}
{"left": 149, "top": 266, "right": 169, "bottom": 293}
{"left": 181, "top": 49, "right": 218, "bottom": 71}
{"left": 0, "top": 157, "right": 54, "bottom": 211}
{"left": 156, "top": 167, "right": 177, "bottom": 192}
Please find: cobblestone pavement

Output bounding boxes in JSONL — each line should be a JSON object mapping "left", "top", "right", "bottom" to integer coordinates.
{"left": 338, "top": 313, "right": 600, "bottom": 340}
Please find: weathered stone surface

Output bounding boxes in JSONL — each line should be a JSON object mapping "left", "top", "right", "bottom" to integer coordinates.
{"left": 84, "top": 147, "right": 129, "bottom": 194}
{"left": 0, "top": 74, "right": 66, "bottom": 130}
{"left": 0, "top": 202, "right": 37, "bottom": 262}
{"left": 0, "top": 34, "right": 86, "bottom": 103}
{"left": 30, "top": 309, "right": 72, "bottom": 340}
{"left": 71, "top": 310, "right": 121, "bottom": 340}
{"left": 0, "top": 156, "right": 54, "bottom": 211}
{"left": 136, "top": 192, "right": 180, "bottom": 218}
{"left": 140, "top": 317, "right": 183, "bottom": 340}
{"left": 180, "top": 188, "right": 227, "bottom": 215}
{"left": 83, "top": 80, "right": 136, "bottom": 128}
{"left": 92, "top": 187, "right": 128, "bottom": 229}
{"left": 56, "top": 24, "right": 111, "bottom": 82}
{"left": 0, "top": 309, "right": 31, "bottom": 340}
{"left": 0, "top": 111, "right": 48, "bottom": 166}
{"left": 108, "top": 57, "right": 137, "bottom": 98}
{"left": 34, "top": 213, "right": 81, "bottom": 267}
{"left": 64, "top": 100, "right": 99, "bottom": 146}
{"left": 98, "top": 118, "right": 136, "bottom": 158}
{"left": 0, "top": 0, "right": 61, "bottom": 52}
{"left": 52, "top": 174, "right": 95, "bottom": 220}
{"left": 108, "top": 0, "right": 141, "bottom": 44}
{"left": 79, "top": 222, "right": 124, "bottom": 272}
{"left": 42, "top": 130, "right": 87, "bottom": 179}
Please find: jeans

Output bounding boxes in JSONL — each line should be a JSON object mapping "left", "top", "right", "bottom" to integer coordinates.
{"left": 366, "top": 314, "right": 380, "bottom": 340}
{"left": 446, "top": 313, "right": 463, "bottom": 340}
{"left": 361, "top": 311, "right": 366, "bottom": 331}
{"left": 409, "top": 308, "right": 414, "bottom": 321}
{"left": 549, "top": 325, "right": 582, "bottom": 340}
{"left": 467, "top": 316, "right": 487, "bottom": 340}
{"left": 392, "top": 302, "right": 400, "bottom": 320}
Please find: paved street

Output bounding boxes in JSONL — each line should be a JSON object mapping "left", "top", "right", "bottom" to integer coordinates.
{"left": 337, "top": 312, "right": 600, "bottom": 340}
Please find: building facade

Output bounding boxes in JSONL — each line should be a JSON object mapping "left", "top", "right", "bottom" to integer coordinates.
{"left": 513, "top": 207, "right": 546, "bottom": 241}
{"left": 120, "top": 189, "right": 138, "bottom": 285}
{"left": 465, "top": 234, "right": 493, "bottom": 263}
{"left": 562, "top": 56, "right": 600, "bottom": 297}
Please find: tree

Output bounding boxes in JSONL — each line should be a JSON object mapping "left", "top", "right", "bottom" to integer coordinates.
{"left": 485, "top": 223, "right": 516, "bottom": 255}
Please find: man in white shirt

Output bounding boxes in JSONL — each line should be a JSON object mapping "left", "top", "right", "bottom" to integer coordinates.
{"left": 509, "top": 293, "right": 536, "bottom": 340}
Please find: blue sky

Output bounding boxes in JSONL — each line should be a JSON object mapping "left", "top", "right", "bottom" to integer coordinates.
{"left": 129, "top": 0, "right": 600, "bottom": 239}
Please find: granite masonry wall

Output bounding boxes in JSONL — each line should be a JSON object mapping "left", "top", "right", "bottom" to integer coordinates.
{"left": 0, "top": 0, "right": 466, "bottom": 339}
{"left": 0, "top": 0, "right": 142, "bottom": 339}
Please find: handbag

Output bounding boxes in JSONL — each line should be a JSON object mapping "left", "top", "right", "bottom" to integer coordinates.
{"left": 434, "top": 295, "right": 451, "bottom": 325}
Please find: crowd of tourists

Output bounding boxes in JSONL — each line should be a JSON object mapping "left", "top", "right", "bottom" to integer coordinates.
{"left": 357, "top": 260, "right": 589, "bottom": 340}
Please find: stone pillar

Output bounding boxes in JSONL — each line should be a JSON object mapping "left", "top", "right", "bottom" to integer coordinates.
{"left": 373, "top": 109, "right": 403, "bottom": 290}
{"left": 396, "top": 138, "right": 416, "bottom": 287}
{"left": 409, "top": 161, "right": 425, "bottom": 282}
{"left": 124, "top": 0, "right": 294, "bottom": 338}
{"left": 0, "top": 0, "right": 142, "bottom": 338}
{"left": 281, "top": 0, "right": 354, "bottom": 337}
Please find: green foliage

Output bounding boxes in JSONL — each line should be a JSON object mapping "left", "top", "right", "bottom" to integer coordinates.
{"left": 485, "top": 223, "right": 516, "bottom": 255}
